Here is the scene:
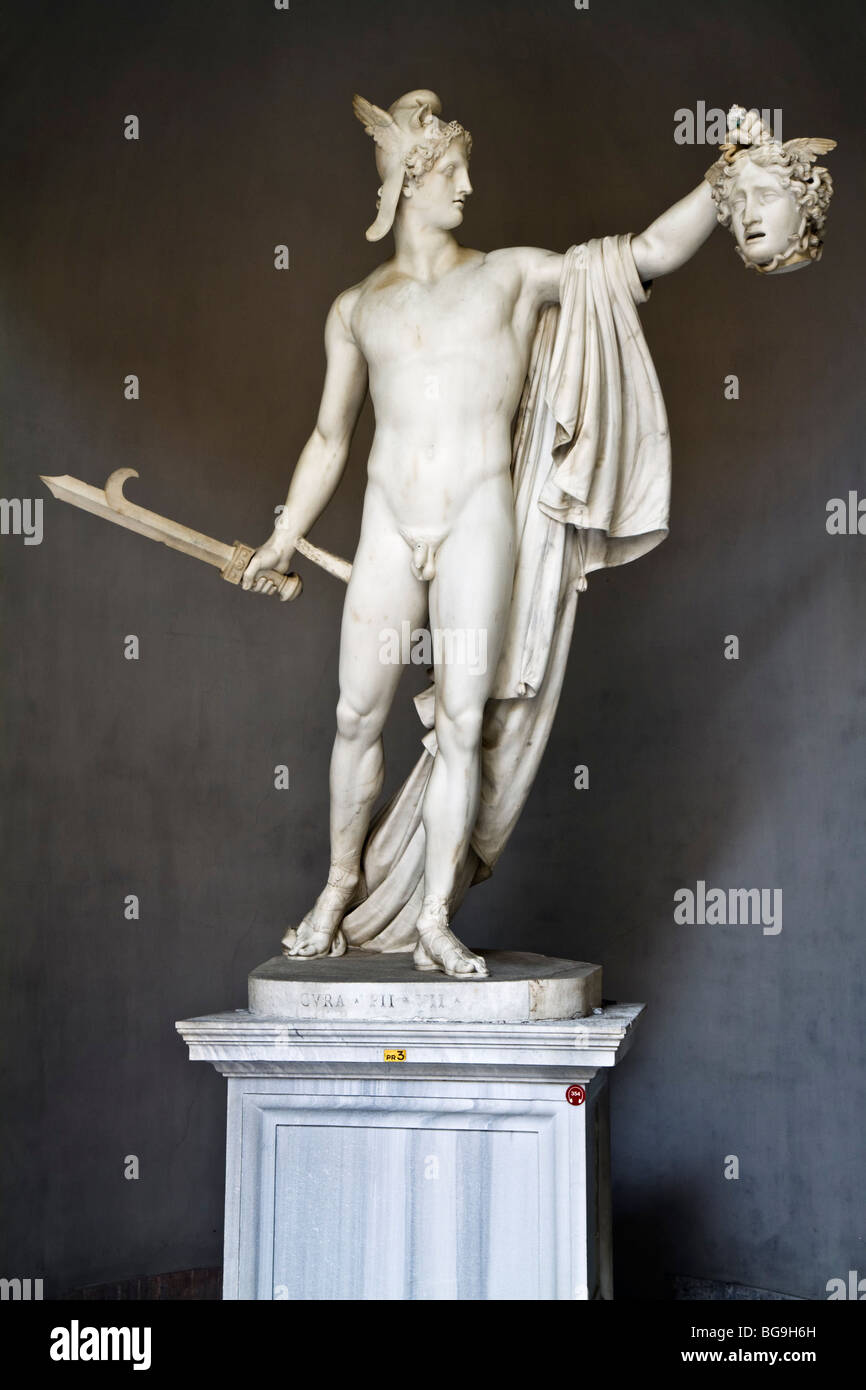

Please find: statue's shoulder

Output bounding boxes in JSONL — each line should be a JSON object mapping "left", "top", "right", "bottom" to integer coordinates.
{"left": 333, "top": 263, "right": 397, "bottom": 319}
{"left": 485, "top": 245, "right": 558, "bottom": 263}
{"left": 332, "top": 278, "right": 367, "bottom": 315}
{"left": 485, "top": 246, "right": 566, "bottom": 306}
{"left": 327, "top": 277, "right": 373, "bottom": 344}
{"left": 483, "top": 246, "right": 529, "bottom": 282}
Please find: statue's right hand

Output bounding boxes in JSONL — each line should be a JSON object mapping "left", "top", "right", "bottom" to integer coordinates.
{"left": 242, "top": 538, "right": 296, "bottom": 599}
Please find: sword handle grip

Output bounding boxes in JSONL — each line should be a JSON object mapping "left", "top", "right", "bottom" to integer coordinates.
{"left": 262, "top": 568, "right": 302, "bottom": 602}
{"left": 222, "top": 543, "right": 302, "bottom": 602}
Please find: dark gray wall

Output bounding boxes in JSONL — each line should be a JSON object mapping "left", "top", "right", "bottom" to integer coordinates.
{"left": 1, "top": 0, "right": 863, "bottom": 1299}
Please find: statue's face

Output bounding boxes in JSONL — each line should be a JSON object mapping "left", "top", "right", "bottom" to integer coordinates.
{"left": 405, "top": 136, "right": 472, "bottom": 230}
{"left": 727, "top": 158, "right": 803, "bottom": 264}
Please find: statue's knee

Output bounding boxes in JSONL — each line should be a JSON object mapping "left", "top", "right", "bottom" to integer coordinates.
{"left": 336, "top": 693, "right": 381, "bottom": 744}
{"left": 436, "top": 704, "right": 484, "bottom": 755}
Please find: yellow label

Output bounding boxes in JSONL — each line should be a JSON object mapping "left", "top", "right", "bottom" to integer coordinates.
{"left": 384, "top": 1049, "right": 406, "bottom": 1062}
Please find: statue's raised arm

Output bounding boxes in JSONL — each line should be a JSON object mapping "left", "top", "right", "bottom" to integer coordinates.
{"left": 633, "top": 106, "right": 836, "bottom": 282}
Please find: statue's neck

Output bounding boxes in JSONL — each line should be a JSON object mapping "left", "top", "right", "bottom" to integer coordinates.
{"left": 392, "top": 216, "right": 462, "bottom": 282}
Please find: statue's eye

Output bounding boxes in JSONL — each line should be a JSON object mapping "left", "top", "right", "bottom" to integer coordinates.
{"left": 761, "top": 191, "right": 780, "bottom": 202}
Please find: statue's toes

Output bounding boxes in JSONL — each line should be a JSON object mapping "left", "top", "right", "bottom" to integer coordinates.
{"left": 282, "top": 931, "right": 318, "bottom": 958}
{"left": 447, "top": 951, "right": 488, "bottom": 979}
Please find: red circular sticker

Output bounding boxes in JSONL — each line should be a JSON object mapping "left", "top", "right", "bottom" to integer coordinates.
{"left": 565, "top": 1084, "right": 586, "bottom": 1106}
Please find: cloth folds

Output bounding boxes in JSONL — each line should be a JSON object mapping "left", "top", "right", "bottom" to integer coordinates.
{"left": 341, "top": 233, "right": 671, "bottom": 951}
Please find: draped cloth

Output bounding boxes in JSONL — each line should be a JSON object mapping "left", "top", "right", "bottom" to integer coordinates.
{"left": 341, "top": 233, "right": 671, "bottom": 951}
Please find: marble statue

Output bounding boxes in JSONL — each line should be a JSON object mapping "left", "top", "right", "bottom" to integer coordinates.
{"left": 706, "top": 106, "right": 836, "bottom": 274}
{"left": 238, "top": 98, "right": 835, "bottom": 978}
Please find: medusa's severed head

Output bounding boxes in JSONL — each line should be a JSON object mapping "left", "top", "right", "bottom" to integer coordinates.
{"left": 712, "top": 135, "right": 836, "bottom": 275}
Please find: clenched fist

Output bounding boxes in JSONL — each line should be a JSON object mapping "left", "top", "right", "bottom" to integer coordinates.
{"left": 727, "top": 105, "right": 775, "bottom": 149}
{"left": 241, "top": 536, "right": 296, "bottom": 600}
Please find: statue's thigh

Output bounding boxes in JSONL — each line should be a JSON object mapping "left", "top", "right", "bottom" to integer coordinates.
{"left": 430, "top": 502, "right": 515, "bottom": 712}
{"left": 337, "top": 525, "right": 427, "bottom": 715}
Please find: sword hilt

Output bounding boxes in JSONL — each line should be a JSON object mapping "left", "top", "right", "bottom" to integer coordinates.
{"left": 221, "top": 542, "right": 302, "bottom": 602}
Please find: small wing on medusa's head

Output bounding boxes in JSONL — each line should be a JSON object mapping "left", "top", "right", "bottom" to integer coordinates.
{"left": 782, "top": 137, "right": 838, "bottom": 162}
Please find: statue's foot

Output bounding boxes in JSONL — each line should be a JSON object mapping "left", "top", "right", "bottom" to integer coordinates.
{"left": 281, "top": 865, "right": 357, "bottom": 959}
{"left": 413, "top": 896, "right": 488, "bottom": 979}
{"left": 281, "top": 921, "right": 347, "bottom": 959}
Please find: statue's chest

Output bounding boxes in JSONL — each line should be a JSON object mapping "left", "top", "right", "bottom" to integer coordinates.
{"left": 357, "top": 275, "right": 509, "bottom": 366}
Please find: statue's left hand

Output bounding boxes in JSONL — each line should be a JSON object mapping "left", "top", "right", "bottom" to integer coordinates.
{"left": 727, "top": 105, "right": 774, "bottom": 150}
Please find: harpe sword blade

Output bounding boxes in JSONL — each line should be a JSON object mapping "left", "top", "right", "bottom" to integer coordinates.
{"left": 39, "top": 469, "right": 353, "bottom": 599}
{"left": 40, "top": 470, "right": 233, "bottom": 569}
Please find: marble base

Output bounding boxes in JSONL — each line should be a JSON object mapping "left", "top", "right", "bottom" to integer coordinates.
{"left": 248, "top": 949, "right": 603, "bottom": 1022}
{"left": 177, "top": 958, "right": 644, "bottom": 1301}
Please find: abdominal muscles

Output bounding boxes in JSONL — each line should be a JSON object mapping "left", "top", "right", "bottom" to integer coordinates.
{"left": 366, "top": 341, "right": 526, "bottom": 531}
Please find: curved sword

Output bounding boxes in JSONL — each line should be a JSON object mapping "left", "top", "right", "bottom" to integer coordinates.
{"left": 40, "top": 469, "right": 352, "bottom": 603}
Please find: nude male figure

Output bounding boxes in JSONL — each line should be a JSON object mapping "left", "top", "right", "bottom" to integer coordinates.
{"left": 242, "top": 91, "right": 754, "bottom": 978}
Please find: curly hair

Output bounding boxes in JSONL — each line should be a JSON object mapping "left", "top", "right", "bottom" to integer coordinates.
{"left": 403, "top": 122, "right": 473, "bottom": 184}
{"left": 712, "top": 143, "right": 834, "bottom": 268}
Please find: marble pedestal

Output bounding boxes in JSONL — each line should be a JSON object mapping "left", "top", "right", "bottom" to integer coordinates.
{"left": 177, "top": 950, "right": 643, "bottom": 1301}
